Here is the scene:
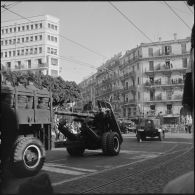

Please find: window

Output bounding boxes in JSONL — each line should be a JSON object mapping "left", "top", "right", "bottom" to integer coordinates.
{"left": 51, "top": 58, "right": 58, "bottom": 66}
{"left": 48, "top": 23, "right": 50, "bottom": 28}
{"left": 30, "top": 48, "right": 33, "bottom": 54}
{"left": 5, "top": 40, "right": 8, "bottom": 45}
{"left": 54, "top": 49, "right": 57, "bottom": 55}
{"left": 6, "top": 62, "right": 11, "bottom": 68}
{"left": 164, "top": 45, "right": 172, "bottom": 55}
{"left": 14, "top": 27, "right": 16, "bottom": 32}
{"left": 10, "top": 28, "right": 12, "bottom": 33}
{"left": 55, "top": 25, "right": 57, "bottom": 30}
{"left": 6, "top": 29, "right": 8, "bottom": 33}
{"left": 1, "top": 52, "right": 3, "bottom": 58}
{"left": 35, "top": 24, "right": 38, "bottom": 29}
{"left": 22, "top": 38, "right": 24, "bottom": 43}
{"left": 35, "top": 35, "right": 38, "bottom": 41}
{"left": 9, "top": 40, "right": 12, "bottom": 44}
{"left": 51, "top": 24, "right": 54, "bottom": 29}
{"left": 51, "top": 48, "right": 54, "bottom": 54}
{"left": 48, "top": 35, "right": 50, "bottom": 40}
{"left": 18, "top": 26, "right": 20, "bottom": 32}
{"left": 167, "top": 104, "right": 172, "bottom": 114}
{"left": 26, "top": 25, "right": 29, "bottom": 30}
{"left": 40, "top": 23, "right": 42, "bottom": 28}
{"left": 5, "top": 52, "right": 7, "bottom": 57}
{"left": 9, "top": 51, "right": 12, "bottom": 57}
{"left": 39, "top": 47, "right": 42, "bottom": 53}
{"left": 1, "top": 41, "right": 3, "bottom": 46}
{"left": 17, "top": 38, "right": 20, "bottom": 44}
{"left": 39, "top": 35, "right": 42, "bottom": 40}
{"left": 13, "top": 39, "right": 16, "bottom": 44}
{"left": 26, "top": 37, "right": 29, "bottom": 42}
{"left": 34, "top": 48, "right": 37, "bottom": 54}
{"left": 2, "top": 29, "right": 4, "bottom": 34}
{"left": 31, "top": 24, "right": 33, "bottom": 30}
{"left": 181, "top": 43, "right": 186, "bottom": 54}
{"left": 51, "top": 69, "right": 58, "bottom": 77}
{"left": 21, "top": 49, "right": 24, "bottom": 55}
{"left": 38, "top": 58, "right": 42, "bottom": 64}
{"left": 150, "top": 105, "right": 155, "bottom": 110}
{"left": 17, "top": 61, "right": 21, "bottom": 68}
{"left": 47, "top": 47, "right": 50, "bottom": 53}
{"left": 17, "top": 50, "right": 20, "bottom": 56}
{"left": 27, "top": 60, "right": 31, "bottom": 69}
{"left": 149, "top": 61, "right": 154, "bottom": 71}
{"left": 148, "top": 48, "right": 153, "bottom": 57}
{"left": 137, "top": 77, "right": 139, "bottom": 85}
{"left": 30, "top": 36, "right": 33, "bottom": 41}
{"left": 137, "top": 63, "right": 139, "bottom": 70}
{"left": 138, "top": 92, "right": 140, "bottom": 100}
{"left": 22, "top": 26, "right": 25, "bottom": 31}
{"left": 25, "top": 49, "right": 28, "bottom": 55}
{"left": 55, "top": 37, "right": 57, "bottom": 42}
{"left": 13, "top": 51, "right": 16, "bottom": 56}
{"left": 51, "top": 36, "right": 54, "bottom": 41}
{"left": 182, "top": 58, "right": 187, "bottom": 68}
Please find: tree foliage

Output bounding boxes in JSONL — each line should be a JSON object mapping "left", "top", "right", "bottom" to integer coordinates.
{"left": 2, "top": 71, "right": 81, "bottom": 107}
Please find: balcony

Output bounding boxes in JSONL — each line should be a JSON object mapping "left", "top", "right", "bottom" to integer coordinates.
{"left": 123, "top": 99, "right": 137, "bottom": 106}
{"left": 123, "top": 85, "right": 136, "bottom": 93}
{"left": 144, "top": 78, "right": 184, "bottom": 89}
{"left": 38, "top": 63, "right": 48, "bottom": 68}
{"left": 120, "top": 71, "right": 136, "bottom": 81}
{"left": 144, "top": 95, "right": 182, "bottom": 103}
{"left": 145, "top": 66, "right": 187, "bottom": 76}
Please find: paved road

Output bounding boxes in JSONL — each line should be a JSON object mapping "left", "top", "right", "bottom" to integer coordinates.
{"left": 2, "top": 133, "right": 194, "bottom": 194}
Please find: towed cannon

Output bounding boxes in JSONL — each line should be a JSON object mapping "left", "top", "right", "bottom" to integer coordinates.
{"left": 55, "top": 100, "right": 123, "bottom": 156}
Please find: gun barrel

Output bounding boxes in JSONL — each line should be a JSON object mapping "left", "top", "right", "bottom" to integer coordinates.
{"left": 54, "top": 111, "right": 95, "bottom": 118}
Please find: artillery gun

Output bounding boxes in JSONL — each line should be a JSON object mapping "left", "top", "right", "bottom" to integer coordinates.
{"left": 56, "top": 100, "right": 123, "bottom": 156}
{"left": 1, "top": 83, "right": 53, "bottom": 177}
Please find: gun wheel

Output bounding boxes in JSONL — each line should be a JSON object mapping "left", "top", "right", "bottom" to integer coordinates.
{"left": 107, "top": 132, "right": 120, "bottom": 156}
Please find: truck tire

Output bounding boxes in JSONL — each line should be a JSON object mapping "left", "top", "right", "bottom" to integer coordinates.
{"left": 107, "top": 132, "right": 120, "bottom": 156}
{"left": 102, "top": 132, "right": 110, "bottom": 155}
{"left": 66, "top": 147, "right": 85, "bottom": 156}
{"left": 11, "top": 136, "right": 45, "bottom": 177}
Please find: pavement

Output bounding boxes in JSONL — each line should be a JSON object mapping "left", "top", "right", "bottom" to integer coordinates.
{"left": 122, "top": 132, "right": 193, "bottom": 139}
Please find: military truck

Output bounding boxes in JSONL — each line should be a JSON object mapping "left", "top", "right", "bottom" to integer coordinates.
{"left": 135, "top": 118, "right": 165, "bottom": 142}
{"left": 1, "top": 83, "right": 53, "bottom": 177}
{"left": 56, "top": 100, "right": 123, "bottom": 156}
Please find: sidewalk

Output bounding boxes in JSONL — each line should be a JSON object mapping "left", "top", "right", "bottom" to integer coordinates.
{"left": 122, "top": 132, "right": 193, "bottom": 139}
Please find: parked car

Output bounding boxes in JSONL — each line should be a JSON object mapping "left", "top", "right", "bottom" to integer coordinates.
{"left": 135, "top": 118, "right": 165, "bottom": 142}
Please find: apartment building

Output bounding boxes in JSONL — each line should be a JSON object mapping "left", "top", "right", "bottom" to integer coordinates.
{"left": 1, "top": 15, "right": 60, "bottom": 77}
{"left": 79, "top": 35, "right": 191, "bottom": 120}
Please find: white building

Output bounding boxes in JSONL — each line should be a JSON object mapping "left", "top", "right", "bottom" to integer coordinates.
{"left": 1, "top": 15, "right": 60, "bottom": 77}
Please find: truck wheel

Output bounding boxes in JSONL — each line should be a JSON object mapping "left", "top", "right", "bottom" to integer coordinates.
{"left": 107, "top": 132, "right": 120, "bottom": 156}
{"left": 102, "top": 132, "right": 110, "bottom": 155}
{"left": 12, "top": 136, "right": 45, "bottom": 177}
{"left": 66, "top": 147, "right": 85, "bottom": 156}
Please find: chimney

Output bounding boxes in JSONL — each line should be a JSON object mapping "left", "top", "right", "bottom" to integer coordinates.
{"left": 174, "top": 33, "right": 177, "bottom": 40}
{"left": 159, "top": 37, "right": 162, "bottom": 42}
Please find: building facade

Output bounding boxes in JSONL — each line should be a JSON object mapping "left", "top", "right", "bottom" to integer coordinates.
{"left": 1, "top": 15, "right": 60, "bottom": 77}
{"left": 79, "top": 35, "right": 191, "bottom": 120}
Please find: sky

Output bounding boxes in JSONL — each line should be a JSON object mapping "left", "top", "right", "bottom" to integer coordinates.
{"left": 1, "top": 1, "right": 194, "bottom": 84}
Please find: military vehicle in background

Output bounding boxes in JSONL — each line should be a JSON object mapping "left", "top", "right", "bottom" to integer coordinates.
{"left": 1, "top": 83, "right": 53, "bottom": 177}
{"left": 135, "top": 118, "right": 165, "bottom": 142}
